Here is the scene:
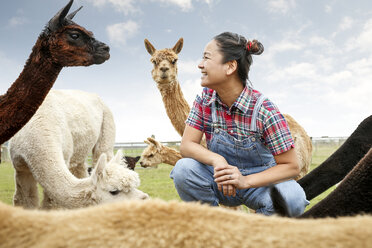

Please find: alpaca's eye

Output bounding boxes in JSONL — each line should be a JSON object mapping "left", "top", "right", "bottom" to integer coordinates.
{"left": 172, "top": 59, "right": 177, "bottom": 64}
{"left": 152, "top": 60, "right": 157, "bottom": 65}
{"left": 109, "top": 190, "right": 120, "bottom": 195}
{"left": 70, "top": 33, "right": 80, "bottom": 40}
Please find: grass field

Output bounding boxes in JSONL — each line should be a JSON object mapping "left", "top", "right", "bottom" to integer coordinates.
{"left": 0, "top": 143, "right": 340, "bottom": 210}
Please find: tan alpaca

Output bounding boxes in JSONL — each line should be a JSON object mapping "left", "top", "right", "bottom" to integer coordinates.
{"left": 139, "top": 137, "right": 182, "bottom": 168}
{"left": 0, "top": 199, "right": 371, "bottom": 248}
{"left": 283, "top": 114, "right": 312, "bottom": 180}
{"left": 144, "top": 38, "right": 311, "bottom": 178}
{"left": 144, "top": 38, "right": 190, "bottom": 137}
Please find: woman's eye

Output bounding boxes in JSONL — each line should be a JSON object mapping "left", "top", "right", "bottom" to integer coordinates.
{"left": 70, "top": 33, "right": 80, "bottom": 40}
{"left": 109, "top": 190, "right": 120, "bottom": 195}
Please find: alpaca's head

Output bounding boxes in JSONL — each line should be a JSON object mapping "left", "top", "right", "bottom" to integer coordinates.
{"left": 139, "top": 137, "right": 165, "bottom": 168}
{"left": 144, "top": 38, "right": 183, "bottom": 85}
{"left": 123, "top": 156, "right": 141, "bottom": 170}
{"left": 33, "top": 0, "right": 110, "bottom": 67}
{"left": 91, "top": 150, "right": 149, "bottom": 203}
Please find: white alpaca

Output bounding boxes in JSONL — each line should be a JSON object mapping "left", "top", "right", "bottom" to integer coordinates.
{"left": 0, "top": 199, "right": 371, "bottom": 248}
{"left": 9, "top": 89, "right": 148, "bottom": 209}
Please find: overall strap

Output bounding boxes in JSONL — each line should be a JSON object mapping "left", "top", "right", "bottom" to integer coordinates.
{"left": 250, "top": 94, "right": 266, "bottom": 132}
{"left": 211, "top": 101, "right": 218, "bottom": 129}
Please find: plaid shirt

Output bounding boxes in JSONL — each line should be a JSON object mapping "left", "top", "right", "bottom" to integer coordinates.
{"left": 186, "top": 86, "right": 294, "bottom": 156}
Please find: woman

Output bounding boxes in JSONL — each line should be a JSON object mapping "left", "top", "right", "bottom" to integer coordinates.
{"left": 170, "top": 32, "right": 309, "bottom": 216}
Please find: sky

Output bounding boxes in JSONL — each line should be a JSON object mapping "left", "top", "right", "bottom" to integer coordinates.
{"left": 1, "top": 0, "right": 371, "bottom": 142}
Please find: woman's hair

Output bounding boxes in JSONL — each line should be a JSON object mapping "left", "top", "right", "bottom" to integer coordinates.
{"left": 213, "top": 32, "right": 264, "bottom": 85}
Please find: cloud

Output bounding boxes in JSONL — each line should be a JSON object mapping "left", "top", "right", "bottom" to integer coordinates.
{"left": 106, "top": 20, "right": 139, "bottom": 47}
{"left": 267, "top": 0, "right": 296, "bottom": 14}
{"left": 86, "top": 0, "right": 138, "bottom": 15}
{"left": 351, "top": 18, "right": 372, "bottom": 53}
{"left": 7, "top": 16, "right": 27, "bottom": 28}
{"left": 178, "top": 59, "right": 200, "bottom": 75}
{"left": 88, "top": 0, "right": 214, "bottom": 14}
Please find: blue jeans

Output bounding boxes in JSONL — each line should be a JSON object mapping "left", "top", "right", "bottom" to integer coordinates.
{"left": 170, "top": 158, "right": 309, "bottom": 216}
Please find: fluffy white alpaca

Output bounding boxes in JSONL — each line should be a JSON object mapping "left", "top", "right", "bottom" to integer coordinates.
{"left": 9, "top": 89, "right": 148, "bottom": 209}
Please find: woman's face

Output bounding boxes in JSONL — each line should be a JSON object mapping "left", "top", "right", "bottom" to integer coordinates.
{"left": 198, "top": 39, "right": 228, "bottom": 88}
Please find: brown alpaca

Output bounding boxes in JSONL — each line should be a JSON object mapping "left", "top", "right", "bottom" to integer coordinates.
{"left": 124, "top": 156, "right": 141, "bottom": 170}
{"left": 144, "top": 38, "right": 311, "bottom": 178}
{"left": 139, "top": 137, "right": 182, "bottom": 168}
{"left": 0, "top": 0, "right": 110, "bottom": 145}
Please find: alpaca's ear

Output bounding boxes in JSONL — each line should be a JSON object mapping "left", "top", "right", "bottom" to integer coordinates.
{"left": 48, "top": 0, "right": 74, "bottom": 32}
{"left": 172, "top": 38, "right": 183, "bottom": 54}
{"left": 113, "top": 149, "right": 124, "bottom": 164}
{"left": 144, "top": 39, "right": 156, "bottom": 55}
{"left": 135, "top": 156, "right": 140, "bottom": 162}
{"left": 67, "top": 6, "right": 82, "bottom": 20}
{"left": 144, "top": 139, "right": 151, "bottom": 145}
{"left": 92, "top": 153, "right": 107, "bottom": 181}
{"left": 148, "top": 137, "right": 162, "bottom": 151}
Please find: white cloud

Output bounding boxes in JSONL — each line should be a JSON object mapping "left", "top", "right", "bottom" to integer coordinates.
{"left": 324, "top": 4, "right": 332, "bottom": 13}
{"left": 88, "top": 0, "right": 214, "bottom": 13}
{"left": 86, "top": 0, "right": 138, "bottom": 15}
{"left": 153, "top": 0, "right": 193, "bottom": 11}
{"left": 339, "top": 16, "right": 354, "bottom": 31}
{"left": 267, "top": 0, "right": 296, "bottom": 14}
{"left": 106, "top": 20, "right": 139, "bottom": 47}
{"left": 178, "top": 60, "right": 200, "bottom": 75}
{"left": 8, "top": 16, "right": 27, "bottom": 27}
{"left": 351, "top": 18, "right": 372, "bottom": 53}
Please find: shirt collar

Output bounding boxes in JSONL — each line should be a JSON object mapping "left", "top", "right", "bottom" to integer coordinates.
{"left": 206, "top": 85, "right": 253, "bottom": 114}
{"left": 234, "top": 85, "right": 253, "bottom": 113}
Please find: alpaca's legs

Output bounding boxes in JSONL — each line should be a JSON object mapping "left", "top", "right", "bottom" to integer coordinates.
{"left": 92, "top": 109, "right": 115, "bottom": 165}
{"left": 69, "top": 162, "right": 89, "bottom": 179}
{"left": 13, "top": 168, "right": 39, "bottom": 209}
{"left": 41, "top": 191, "right": 56, "bottom": 209}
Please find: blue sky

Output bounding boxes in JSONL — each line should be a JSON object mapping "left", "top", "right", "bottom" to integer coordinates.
{"left": 1, "top": 0, "right": 371, "bottom": 142}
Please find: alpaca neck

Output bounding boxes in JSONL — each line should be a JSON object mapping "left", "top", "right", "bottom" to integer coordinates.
{"left": 35, "top": 156, "right": 96, "bottom": 208}
{"left": 160, "top": 146, "right": 182, "bottom": 165}
{"left": 0, "top": 37, "right": 62, "bottom": 144}
{"left": 157, "top": 80, "right": 190, "bottom": 137}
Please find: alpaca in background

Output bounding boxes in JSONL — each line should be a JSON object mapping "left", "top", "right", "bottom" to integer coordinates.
{"left": 0, "top": 0, "right": 110, "bottom": 145}
{"left": 124, "top": 156, "right": 141, "bottom": 170}
{"left": 9, "top": 90, "right": 148, "bottom": 209}
{"left": 140, "top": 137, "right": 182, "bottom": 168}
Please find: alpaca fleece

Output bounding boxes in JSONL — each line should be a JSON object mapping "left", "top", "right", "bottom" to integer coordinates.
{"left": 299, "top": 115, "right": 372, "bottom": 200}
{"left": 0, "top": 199, "right": 371, "bottom": 248}
{"left": 0, "top": 0, "right": 109, "bottom": 144}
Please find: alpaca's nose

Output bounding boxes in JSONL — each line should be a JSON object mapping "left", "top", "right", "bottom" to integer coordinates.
{"left": 160, "top": 66, "right": 169, "bottom": 72}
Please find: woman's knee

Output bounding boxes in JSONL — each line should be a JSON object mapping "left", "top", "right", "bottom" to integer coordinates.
{"left": 275, "top": 181, "right": 309, "bottom": 217}
{"left": 171, "top": 158, "right": 200, "bottom": 184}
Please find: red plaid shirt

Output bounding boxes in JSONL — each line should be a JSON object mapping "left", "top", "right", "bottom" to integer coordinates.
{"left": 186, "top": 86, "right": 294, "bottom": 155}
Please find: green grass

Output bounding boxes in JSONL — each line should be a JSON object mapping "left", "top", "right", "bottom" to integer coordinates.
{"left": 0, "top": 144, "right": 340, "bottom": 210}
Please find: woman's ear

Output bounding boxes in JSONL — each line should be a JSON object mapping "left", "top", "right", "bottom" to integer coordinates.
{"left": 225, "top": 60, "right": 238, "bottom": 76}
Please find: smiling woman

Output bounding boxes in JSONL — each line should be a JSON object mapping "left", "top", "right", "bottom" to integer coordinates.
{"left": 171, "top": 31, "right": 309, "bottom": 217}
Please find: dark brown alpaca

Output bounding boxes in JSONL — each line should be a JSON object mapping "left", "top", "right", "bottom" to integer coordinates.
{"left": 0, "top": 0, "right": 110, "bottom": 145}
{"left": 124, "top": 156, "right": 141, "bottom": 170}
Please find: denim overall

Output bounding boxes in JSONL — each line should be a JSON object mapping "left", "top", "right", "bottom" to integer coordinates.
{"left": 171, "top": 95, "right": 309, "bottom": 216}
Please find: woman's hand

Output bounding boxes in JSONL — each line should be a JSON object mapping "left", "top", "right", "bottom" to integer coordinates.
{"left": 214, "top": 165, "right": 250, "bottom": 195}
